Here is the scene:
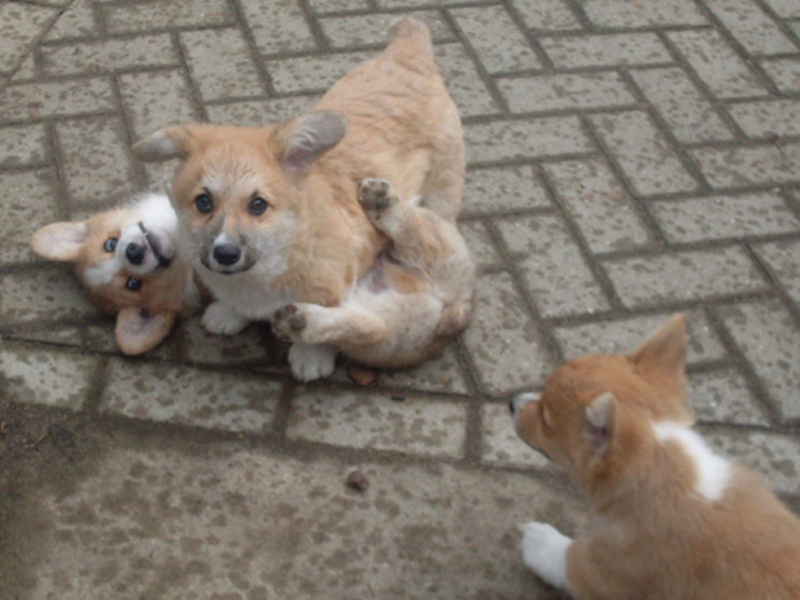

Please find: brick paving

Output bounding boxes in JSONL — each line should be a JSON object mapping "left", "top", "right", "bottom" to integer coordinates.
{"left": 1, "top": 0, "right": 800, "bottom": 598}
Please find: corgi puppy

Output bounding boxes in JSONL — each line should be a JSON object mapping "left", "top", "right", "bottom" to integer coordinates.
{"left": 510, "top": 314, "right": 800, "bottom": 600}
{"left": 31, "top": 192, "right": 200, "bottom": 354}
{"left": 131, "top": 18, "right": 474, "bottom": 381}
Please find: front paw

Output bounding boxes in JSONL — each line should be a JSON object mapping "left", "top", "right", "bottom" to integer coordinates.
{"left": 520, "top": 521, "right": 571, "bottom": 590}
{"left": 358, "top": 177, "right": 397, "bottom": 222}
{"left": 201, "top": 301, "right": 249, "bottom": 335}
{"left": 288, "top": 342, "right": 337, "bottom": 382}
{"left": 272, "top": 304, "right": 307, "bottom": 342}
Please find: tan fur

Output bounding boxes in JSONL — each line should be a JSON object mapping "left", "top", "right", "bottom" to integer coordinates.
{"left": 30, "top": 194, "right": 198, "bottom": 354}
{"left": 512, "top": 314, "right": 800, "bottom": 599}
{"left": 132, "top": 18, "right": 475, "bottom": 380}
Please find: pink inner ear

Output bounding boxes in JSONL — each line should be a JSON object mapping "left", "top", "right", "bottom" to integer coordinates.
{"left": 31, "top": 222, "right": 90, "bottom": 261}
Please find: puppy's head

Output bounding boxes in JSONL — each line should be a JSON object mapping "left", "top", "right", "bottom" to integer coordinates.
{"left": 30, "top": 195, "right": 184, "bottom": 354}
{"left": 510, "top": 314, "right": 690, "bottom": 493}
{"left": 131, "top": 111, "right": 347, "bottom": 277}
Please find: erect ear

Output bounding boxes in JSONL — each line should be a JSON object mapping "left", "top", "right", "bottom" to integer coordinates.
{"left": 272, "top": 110, "right": 347, "bottom": 175}
{"left": 30, "top": 221, "right": 89, "bottom": 262}
{"left": 115, "top": 307, "right": 177, "bottom": 355}
{"left": 131, "top": 123, "right": 206, "bottom": 163}
{"left": 583, "top": 392, "right": 616, "bottom": 457}
{"left": 629, "top": 313, "right": 687, "bottom": 386}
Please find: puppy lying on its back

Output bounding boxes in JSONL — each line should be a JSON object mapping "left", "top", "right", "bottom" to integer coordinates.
{"left": 510, "top": 315, "right": 800, "bottom": 599}
{"left": 31, "top": 193, "right": 199, "bottom": 354}
{"left": 132, "top": 18, "right": 475, "bottom": 381}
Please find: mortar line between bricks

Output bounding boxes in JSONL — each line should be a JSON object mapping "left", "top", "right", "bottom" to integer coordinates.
{"left": 534, "top": 161, "right": 628, "bottom": 312}
{"left": 81, "top": 354, "right": 112, "bottom": 414}
{"left": 296, "top": 0, "right": 332, "bottom": 54}
{"left": 743, "top": 242, "right": 800, "bottom": 330}
{"left": 752, "top": 0, "right": 800, "bottom": 51}
{"left": 172, "top": 31, "right": 210, "bottom": 123}
{"left": 110, "top": 73, "right": 148, "bottom": 190}
{"left": 558, "top": 0, "right": 594, "bottom": 31}
{"left": 44, "top": 118, "right": 73, "bottom": 221}
{"left": 227, "top": 0, "right": 277, "bottom": 97}
{"left": 497, "top": 0, "right": 555, "bottom": 72}
{"left": 440, "top": 7, "right": 510, "bottom": 114}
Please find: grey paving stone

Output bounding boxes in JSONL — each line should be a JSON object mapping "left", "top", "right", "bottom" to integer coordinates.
{"left": 0, "top": 169, "right": 59, "bottom": 264}
{"left": 464, "top": 117, "right": 592, "bottom": 164}
{"left": 0, "top": 78, "right": 115, "bottom": 122}
{"left": 462, "top": 271, "right": 555, "bottom": 395}
{"left": 511, "top": 0, "right": 580, "bottom": 30}
{"left": 27, "top": 445, "right": 584, "bottom": 600}
{"left": 434, "top": 43, "right": 498, "bottom": 118}
{"left": 581, "top": 0, "right": 708, "bottom": 27}
{"left": 543, "top": 157, "right": 652, "bottom": 252}
{"left": 603, "top": 247, "right": 767, "bottom": 309}
{"left": 102, "top": 0, "right": 233, "bottom": 34}
{"left": 541, "top": 33, "right": 672, "bottom": 68}
{"left": 689, "top": 368, "right": 769, "bottom": 426}
{"left": 497, "top": 214, "right": 610, "bottom": 317}
{"left": 706, "top": 430, "right": 800, "bottom": 495}
{"left": 44, "top": 0, "right": 98, "bottom": 41}
{"left": 649, "top": 192, "right": 800, "bottom": 243}
{"left": 763, "top": 0, "right": 800, "bottom": 18}
{"left": 240, "top": 0, "right": 315, "bottom": 56}
{"left": 378, "top": 345, "right": 469, "bottom": 394}
{"left": 591, "top": 111, "right": 698, "bottom": 196}
{"left": 41, "top": 35, "right": 177, "bottom": 76}
{"left": 267, "top": 51, "right": 376, "bottom": 94}
{"left": 0, "top": 266, "right": 101, "bottom": 326}
{"left": 286, "top": 389, "right": 467, "bottom": 458}
{"left": 119, "top": 70, "right": 201, "bottom": 139}
{"left": 55, "top": 116, "right": 135, "bottom": 207}
{"left": 631, "top": 67, "right": 734, "bottom": 144}
{"left": 760, "top": 57, "right": 800, "bottom": 94}
{"left": 0, "top": 345, "right": 98, "bottom": 410}
{"left": 553, "top": 310, "right": 726, "bottom": 365}
{"left": 0, "top": 3, "right": 58, "bottom": 72}
{"left": 101, "top": 358, "right": 281, "bottom": 433}
{"left": 718, "top": 300, "right": 800, "bottom": 422}
{"left": 499, "top": 72, "right": 636, "bottom": 113}
{"left": 462, "top": 166, "right": 551, "bottom": 214}
{"left": 181, "top": 28, "right": 263, "bottom": 102}
{"left": 0, "top": 122, "right": 47, "bottom": 166}
{"left": 319, "top": 11, "right": 454, "bottom": 49}
{"left": 180, "top": 319, "right": 266, "bottom": 366}
{"left": 753, "top": 239, "right": 800, "bottom": 305}
{"left": 450, "top": 6, "right": 541, "bottom": 74}
{"left": 460, "top": 221, "right": 502, "bottom": 269}
{"left": 727, "top": 99, "right": 800, "bottom": 138}
{"left": 11, "top": 53, "right": 36, "bottom": 81}
{"left": 10, "top": 325, "right": 85, "bottom": 348}
{"left": 481, "top": 402, "right": 557, "bottom": 471}
{"left": 667, "top": 29, "right": 768, "bottom": 99}
{"left": 706, "top": 0, "right": 798, "bottom": 56}
{"left": 206, "top": 96, "right": 321, "bottom": 126}
{"left": 692, "top": 142, "right": 800, "bottom": 188}
{"left": 309, "top": 0, "right": 369, "bottom": 11}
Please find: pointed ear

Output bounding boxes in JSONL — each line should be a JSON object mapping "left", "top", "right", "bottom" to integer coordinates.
{"left": 30, "top": 221, "right": 89, "bottom": 262}
{"left": 629, "top": 313, "right": 687, "bottom": 384}
{"left": 115, "top": 308, "right": 177, "bottom": 355}
{"left": 584, "top": 392, "right": 616, "bottom": 456}
{"left": 131, "top": 123, "right": 204, "bottom": 162}
{"left": 272, "top": 110, "right": 347, "bottom": 175}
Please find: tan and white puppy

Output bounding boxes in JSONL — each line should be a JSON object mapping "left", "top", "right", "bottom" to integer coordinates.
{"left": 510, "top": 314, "right": 800, "bottom": 600}
{"left": 132, "top": 18, "right": 474, "bottom": 381}
{"left": 31, "top": 192, "right": 200, "bottom": 354}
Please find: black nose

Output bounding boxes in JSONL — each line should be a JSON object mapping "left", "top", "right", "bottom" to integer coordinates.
{"left": 213, "top": 243, "right": 241, "bottom": 267}
{"left": 125, "top": 242, "right": 145, "bottom": 265}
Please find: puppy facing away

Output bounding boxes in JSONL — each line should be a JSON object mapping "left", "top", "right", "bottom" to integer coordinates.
{"left": 510, "top": 314, "right": 800, "bottom": 599}
{"left": 31, "top": 192, "right": 200, "bottom": 354}
{"left": 131, "top": 17, "right": 475, "bottom": 381}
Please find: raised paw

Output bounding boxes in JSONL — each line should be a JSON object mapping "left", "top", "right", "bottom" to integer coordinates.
{"left": 358, "top": 177, "right": 398, "bottom": 220}
{"left": 272, "top": 304, "right": 307, "bottom": 342}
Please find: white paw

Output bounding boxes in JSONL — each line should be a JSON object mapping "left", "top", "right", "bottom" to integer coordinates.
{"left": 288, "top": 342, "right": 337, "bottom": 382}
{"left": 201, "top": 301, "right": 249, "bottom": 336}
{"left": 520, "top": 521, "right": 571, "bottom": 590}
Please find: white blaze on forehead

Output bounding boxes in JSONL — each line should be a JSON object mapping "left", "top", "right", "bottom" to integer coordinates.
{"left": 654, "top": 422, "right": 731, "bottom": 502}
{"left": 83, "top": 256, "right": 122, "bottom": 288}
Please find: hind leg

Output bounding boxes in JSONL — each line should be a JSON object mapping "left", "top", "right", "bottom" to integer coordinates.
{"left": 273, "top": 303, "right": 388, "bottom": 348}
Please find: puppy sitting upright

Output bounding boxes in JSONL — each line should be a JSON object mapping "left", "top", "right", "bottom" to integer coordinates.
{"left": 132, "top": 17, "right": 474, "bottom": 381}
{"left": 31, "top": 193, "right": 199, "bottom": 354}
{"left": 510, "top": 314, "right": 800, "bottom": 599}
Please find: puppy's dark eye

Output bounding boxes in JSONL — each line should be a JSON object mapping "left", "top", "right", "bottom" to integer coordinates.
{"left": 248, "top": 197, "right": 268, "bottom": 216}
{"left": 195, "top": 193, "right": 213, "bottom": 214}
{"left": 126, "top": 278, "right": 142, "bottom": 292}
{"left": 103, "top": 237, "right": 118, "bottom": 252}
